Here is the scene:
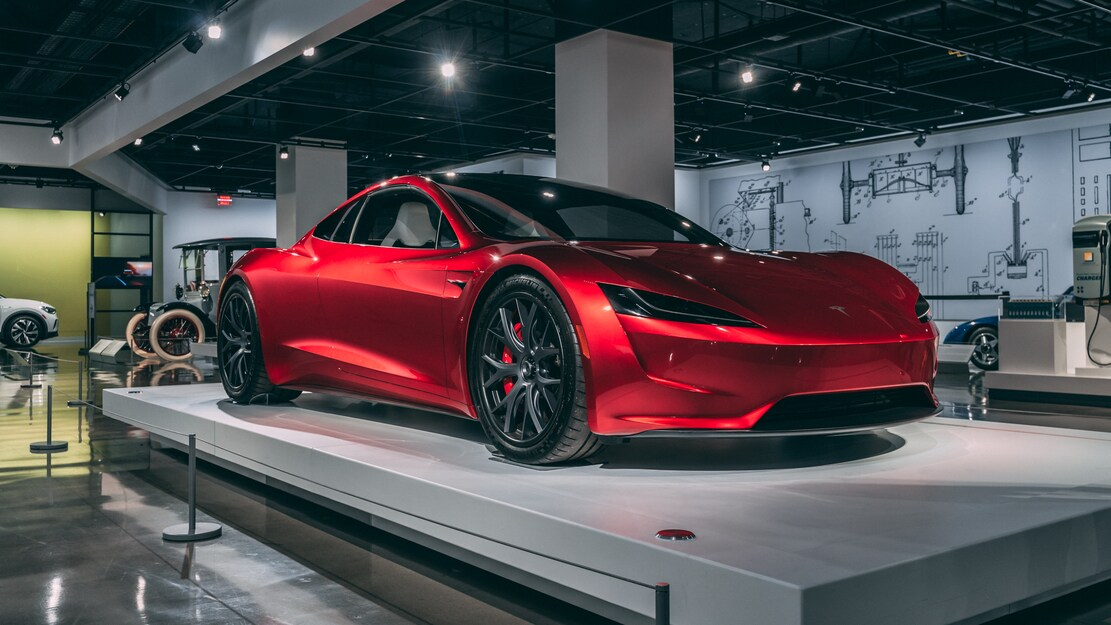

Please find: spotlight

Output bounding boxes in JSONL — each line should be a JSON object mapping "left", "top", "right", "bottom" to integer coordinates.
{"left": 50, "top": 128, "right": 63, "bottom": 145}
{"left": 1062, "top": 81, "right": 1080, "bottom": 99}
{"left": 279, "top": 146, "right": 289, "bottom": 160}
{"left": 133, "top": 137, "right": 143, "bottom": 146}
{"left": 114, "top": 83, "right": 130, "bottom": 101}
{"left": 207, "top": 20, "right": 222, "bottom": 40}
{"left": 302, "top": 47, "right": 315, "bottom": 57}
{"left": 440, "top": 62, "right": 456, "bottom": 78}
{"left": 792, "top": 79, "right": 803, "bottom": 92}
{"left": 914, "top": 133, "right": 927, "bottom": 148}
{"left": 191, "top": 142, "right": 201, "bottom": 152}
{"left": 692, "top": 133, "right": 702, "bottom": 143}
{"left": 183, "top": 31, "right": 204, "bottom": 54}
{"left": 761, "top": 159, "right": 771, "bottom": 172}
{"left": 953, "top": 107, "right": 964, "bottom": 115}
{"left": 740, "top": 65, "right": 754, "bottom": 84}
{"left": 1087, "top": 89, "right": 1097, "bottom": 102}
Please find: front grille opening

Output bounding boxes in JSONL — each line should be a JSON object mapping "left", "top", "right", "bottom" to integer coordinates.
{"left": 755, "top": 386, "right": 937, "bottom": 432}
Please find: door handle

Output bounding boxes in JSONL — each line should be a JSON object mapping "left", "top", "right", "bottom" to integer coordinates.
{"left": 447, "top": 279, "right": 468, "bottom": 289}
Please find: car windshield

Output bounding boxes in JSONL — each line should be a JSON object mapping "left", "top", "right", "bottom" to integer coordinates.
{"left": 436, "top": 175, "right": 725, "bottom": 246}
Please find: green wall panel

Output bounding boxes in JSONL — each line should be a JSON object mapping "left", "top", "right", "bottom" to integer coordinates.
{"left": 0, "top": 208, "right": 91, "bottom": 338}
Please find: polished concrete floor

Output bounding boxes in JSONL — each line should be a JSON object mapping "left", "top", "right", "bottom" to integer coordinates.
{"left": 2, "top": 341, "right": 1111, "bottom": 625}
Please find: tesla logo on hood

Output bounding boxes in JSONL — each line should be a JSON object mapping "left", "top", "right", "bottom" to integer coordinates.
{"left": 829, "top": 305, "right": 849, "bottom": 316}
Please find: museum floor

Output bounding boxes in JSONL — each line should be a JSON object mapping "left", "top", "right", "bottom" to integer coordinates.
{"left": 2, "top": 341, "right": 1110, "bottom": 625}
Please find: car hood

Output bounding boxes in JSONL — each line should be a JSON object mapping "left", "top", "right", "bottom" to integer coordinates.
{"left": 0, "top": 297, "right": 51, "bottom": 311}
{"left": 576, "top": 242, "right": 930, "bottom": 342}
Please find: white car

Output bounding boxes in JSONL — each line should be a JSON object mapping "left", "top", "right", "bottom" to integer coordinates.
{"left": 0, "top": 294, "right": 60, "bottom": 348}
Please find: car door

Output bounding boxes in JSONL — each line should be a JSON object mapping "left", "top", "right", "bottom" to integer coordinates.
{"left": 316, "top": 186, "right": 460, "bottom": 397}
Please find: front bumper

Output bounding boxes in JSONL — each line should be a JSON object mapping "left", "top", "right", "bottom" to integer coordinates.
{"left": 584, "top": 313, "right": 939, "bottom": 437}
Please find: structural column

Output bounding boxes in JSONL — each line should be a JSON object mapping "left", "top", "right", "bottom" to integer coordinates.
{"left": 276, "top": 145, "right": 348, "bottom": 247}
{"left": 555, "top": 30, "right": 674, "bottom": 208}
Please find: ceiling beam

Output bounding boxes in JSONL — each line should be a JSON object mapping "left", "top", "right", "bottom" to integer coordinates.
{"left": 66, "top": 0, "right": 411, "bottom": 169}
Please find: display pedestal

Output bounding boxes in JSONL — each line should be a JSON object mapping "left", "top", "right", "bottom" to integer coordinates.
{"left": 985, "top": 308, "right": 1111, "bottom": 404}
{"left": 103, "top": 385, "right": 1111, "bottom": 625}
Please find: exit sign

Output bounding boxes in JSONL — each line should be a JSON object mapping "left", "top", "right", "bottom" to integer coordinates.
{"left": 216, "top": 194, "right": 233, "bottom": 207}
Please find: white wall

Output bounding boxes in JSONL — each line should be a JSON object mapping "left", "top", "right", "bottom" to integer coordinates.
{"left": 695, "top": 108, "right": 1111, "bottom": 320}
{"left": 160, "top": 193, "right": 276, "bottom": 301}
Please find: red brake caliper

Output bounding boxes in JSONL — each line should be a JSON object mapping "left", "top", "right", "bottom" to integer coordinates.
{"left": 502, "top": 322, "right": 523, "bottom": 395}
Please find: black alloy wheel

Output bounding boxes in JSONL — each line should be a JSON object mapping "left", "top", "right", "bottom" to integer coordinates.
{"left": 4, "top": 314, "right": 42, "bottom": 348}
{"left": 469, "top": 274, "right": 599, "bottom": 464}
{"left": 218, "top": 282, "right": 301, "bottom": 404}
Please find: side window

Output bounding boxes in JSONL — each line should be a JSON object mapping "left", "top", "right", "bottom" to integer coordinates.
{"left": 313, "top": 197, "right": 362, "bottom": 241}
{"left": 437, "top": 213, "right": 460, "bottom": 249}
{"left": 351, "top": 188, "right": 458, "bottom": 249}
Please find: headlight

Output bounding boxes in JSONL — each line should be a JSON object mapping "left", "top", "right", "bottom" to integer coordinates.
{"left": 599, "top": 283, "right": 762, "bottom": 328}
{"left": 915, "top": 294, "right": 931, "bottom": 323}
{"left": 41, "top": 306, "right": 56, "bottom": 315}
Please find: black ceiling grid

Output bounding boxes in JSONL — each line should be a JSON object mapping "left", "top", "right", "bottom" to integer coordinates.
{"left": 1, "top": 1, "right": 1109, "bottom": 196}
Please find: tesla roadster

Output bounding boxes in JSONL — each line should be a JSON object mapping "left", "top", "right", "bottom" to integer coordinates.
{"left": 217, "top": 173, "right": 939, "bottom": 464}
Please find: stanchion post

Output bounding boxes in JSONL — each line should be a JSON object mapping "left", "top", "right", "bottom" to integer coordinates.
{"left": 655, "top": 583, "right": 670, "bottom": 625}
{"left": 30, "top": 386, "right": 68, "bottom": 454}
{"left": 162, "top": 434, "right": 222, "bottom": 542}
{"left": 21, "top": 352, "right": 41, "bottom": 389}
{"left": 68, "top": 361, "right": 83, "bottom": 408}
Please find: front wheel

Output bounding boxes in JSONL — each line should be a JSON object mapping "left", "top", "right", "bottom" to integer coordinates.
{"left": 468, "top": 274, "right": 599, "bottom": 465}
{"left": 218, "top": 282, "right": 301, "bottom": 404}
{"left": 125, "top": 312, "right": 157, "bottom": 359}
{"left": 2, "top": 314, "right": 43, "bottom": 348}
{"left": 149, "top": 309, "right": 205, "bottom": 361}
{"left": 968, "top": 327, "right": 999, "bottom": 371}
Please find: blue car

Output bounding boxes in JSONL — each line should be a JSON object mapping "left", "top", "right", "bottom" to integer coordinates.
{"left": 943, "top": 288, "right": 1074, "bottom": 371}
{"left": 943, "top": 317, "right": 999, "bottom": 371}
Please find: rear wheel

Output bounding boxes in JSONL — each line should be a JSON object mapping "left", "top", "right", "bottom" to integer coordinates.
{"left": 969, "top": 327, "right": 999, "bottom": 371}
{"left": 125, "top": 312, "right": 157, "bottom": 359}
{"left": 149, "top": 309, "right": 205, "bottom": 361}
{"left": 218, "top": 282, "right": 301, "bottom": 404}
{"left": 468, "top": 274, "right": 599, "bottom": 464}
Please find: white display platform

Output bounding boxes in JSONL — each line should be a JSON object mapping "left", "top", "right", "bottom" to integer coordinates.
{"left": 985, "top": 317, "right": 1111, "bottom": 403}
{"left": 104, "top": 385, "right": 1111, "bottom": 625}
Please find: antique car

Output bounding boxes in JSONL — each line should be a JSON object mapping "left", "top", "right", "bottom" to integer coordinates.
{"left": 127, "top": 237, "right": 275, "bottom": 361}
{"left": 217, "top": 174, "right": 939, "bottom": 464}
{"left": 0, "top": 293, "right": 60, "bottom": 348}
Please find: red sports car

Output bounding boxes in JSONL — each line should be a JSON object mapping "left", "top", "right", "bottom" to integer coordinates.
{"left": 217, "top": 173, "right": 939, "bottom": 464}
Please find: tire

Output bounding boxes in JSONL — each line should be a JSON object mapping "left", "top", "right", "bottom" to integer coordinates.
{"left": 149, "top": 309, "right": 205, "bottom": 361}
{"left": 468, "top": 274, "right": 599, "bottom": 464}
{"left": 217, "top": 282, "right": 301, "bottom": 404}
{"left": 968, "top": 327, "right": 999, "bottom": 371}
{"left": 125, "top": 312, "right": 158, "bottom": 359}
{"left": 2, "top": 313, "right": 43, "bottom": 348}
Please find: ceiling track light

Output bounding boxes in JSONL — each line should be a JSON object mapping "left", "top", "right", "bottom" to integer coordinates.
{"left": 791, "top": 78, "right": 803, "bottom": 92}
{"left": 302, "top": 47, "right": 316, "bottom": 57}
{"left": 761, "top": 159, "right": 771, "bottom": 172}
{"left": 183, "top": 31, "right": 204, "bottom": 54}
{"left": 279, "top": 145, "right": 289, "bottom": 160}
{"left": 740, "top": 65, "right": 755, "bottom": 84}
{"left": 191, "top": 142, "right": 201, "bottom": 152}
{"left": 914, "top": 132, "right": 927, "bottom": 148}
{"left": 133, "top": 137, "right": 143, "bottom": 146}
{"left": 50, "top": 127, "right": 63, "bottom": 145}
{"left": 440, "top": 62, "right": 456, "bottom": 78}
{"left": 1087, "top": 89, "right": 1097, "bottom": 102}
{"left": 207, "top": 19, "right": 222, "bottom": 40}
{"left": 692, "top": 132, "right": 702, "bottom": 143}
{"left": 113, "top": 82, "right": 130, "bottom": 101}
